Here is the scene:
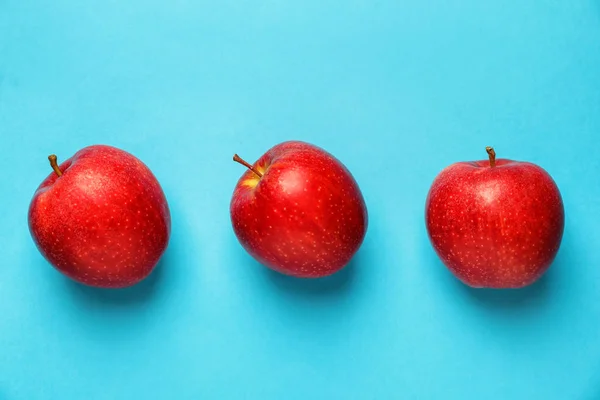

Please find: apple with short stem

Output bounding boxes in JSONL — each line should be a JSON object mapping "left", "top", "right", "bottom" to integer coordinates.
{"left": 28, "top": 145, "right": 171, "bottom": 288}
{"left": 425, "top": 147, "right": 564, "bottom": 288}
{"left": 230, "top": 141, "right": 368, "bottom": 278}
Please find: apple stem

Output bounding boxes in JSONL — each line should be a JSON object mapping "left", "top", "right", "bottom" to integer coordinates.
{"left": 485, "top": 147, "right": 496, "bottom": 168}
{"left": 48, "top": 155, "right": 63, "bottom": 177}
{"left": 233, "top": 154, "right": 263, "bottom": 178}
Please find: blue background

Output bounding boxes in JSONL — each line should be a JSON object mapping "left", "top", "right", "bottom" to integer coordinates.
{"left": 1, "top": 1, "right": 599, "bottom": 399}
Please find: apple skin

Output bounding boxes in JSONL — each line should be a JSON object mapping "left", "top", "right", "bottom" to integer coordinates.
{"left": 230, "top": 141, "right": 368, "bottom": 278}
{"left": 425, "top": 149, "right": 564, "bottom": 288}
{"left": 28, "top": 145, "right": 171, "bottom": 288}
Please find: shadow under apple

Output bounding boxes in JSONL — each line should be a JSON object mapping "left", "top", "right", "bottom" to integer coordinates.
{"left": 263, "top": 251, "right": 361, "bottom": 298}
{"left": 63, "top": 247, "right": 171, "bottom": 307}
{"left": 457, "top": 266, "right": 553, "bottom": 310}
{"left": 425, "top": 239, "right": 562, "bottom": 312}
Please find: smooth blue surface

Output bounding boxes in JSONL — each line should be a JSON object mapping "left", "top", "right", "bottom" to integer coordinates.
{"left": 1, "top": 1, "right": 600, "bottom": 399}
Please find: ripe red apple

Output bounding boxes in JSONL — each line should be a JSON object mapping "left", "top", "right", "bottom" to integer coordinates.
{"left": 28, "top": 145, "right": 171, "bottom": 288}
{"left": 230, "top": 141, "right": 368, "bottom": 278}
{"left": 426, "top": 147, "right": 564, "bottom": 288}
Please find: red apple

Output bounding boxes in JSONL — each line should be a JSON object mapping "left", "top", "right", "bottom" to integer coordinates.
{"left": 425, "top": 147, "right": 564, "bottom": 288}
{"left": 230, "top": 141, "right": 368, "bottom": 278}
{"left": 28, "top": 145, "right": 171, "bottom": 288}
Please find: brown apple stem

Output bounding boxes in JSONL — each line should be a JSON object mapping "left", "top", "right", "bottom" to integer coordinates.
{"left": 485, "top": 147, "right": 496, "bottom": 168}
{"left": 233, "top": 154, "right": 263, "bottom": 178}
{"left": 48, "top": 155, "right": 63, "bottom": 177}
